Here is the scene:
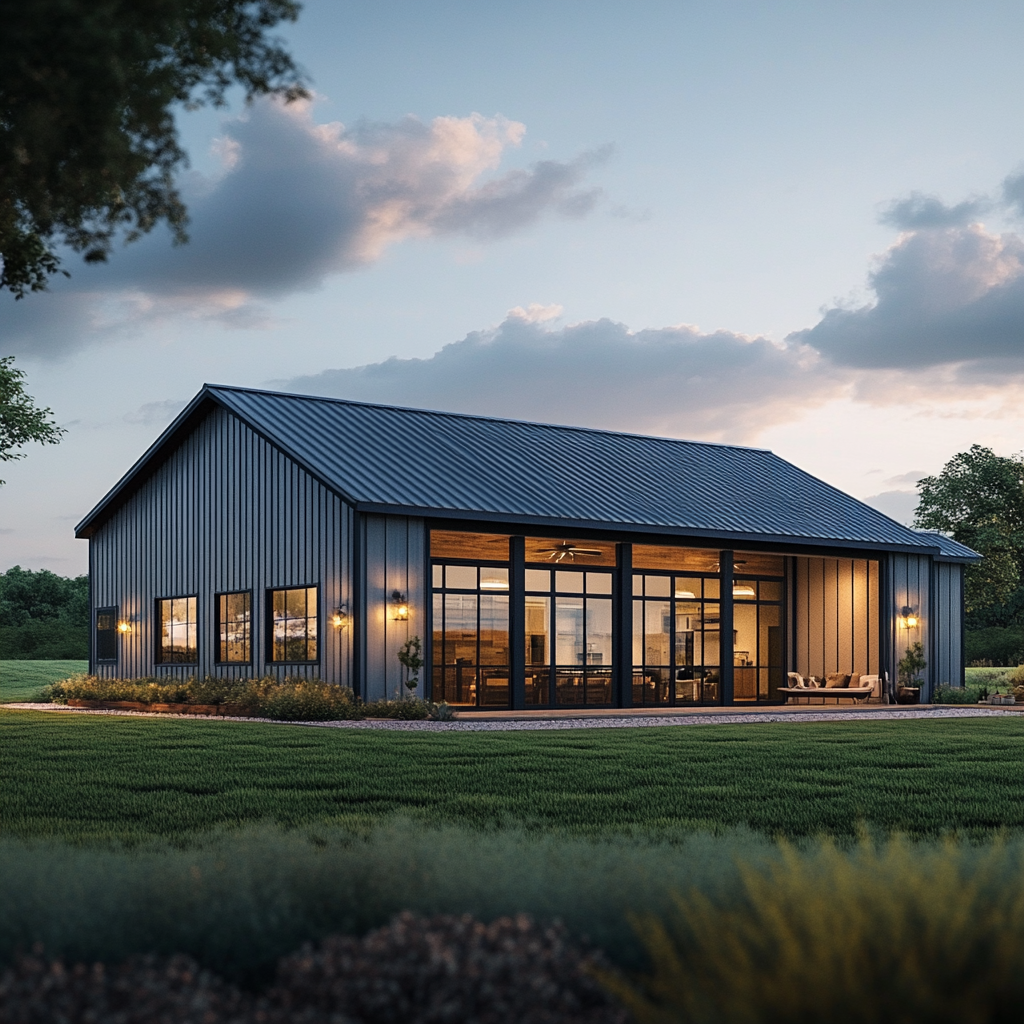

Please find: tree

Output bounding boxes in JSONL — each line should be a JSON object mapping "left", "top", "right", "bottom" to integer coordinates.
{"left": 914, "top": 445, "right": 1024, "bottom": 616}
{"left": 0, "top": 0, "right": 308, "bottom": 297}
{"left": 0, "top": 357, "right": 65, "bottom": 483}
{"left": 0, "top": 565, "right": 89, "bottom": 658}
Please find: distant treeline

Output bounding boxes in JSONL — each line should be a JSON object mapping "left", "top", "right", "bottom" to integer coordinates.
{"left": 0, "top": 566, "right": 88, "bottom": 659}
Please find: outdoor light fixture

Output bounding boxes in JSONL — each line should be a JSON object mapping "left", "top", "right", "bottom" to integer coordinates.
{"left": 391, "top": 590, "right": 409, "bottom": 620}
{"left": 331, "top": 606, "right": 349, "bottom": 629}
{"left": 117, "top": 620, "right": 132, "bottom": 634}
{"left": 899, "top": 606, "right": 919, "bottom": 629}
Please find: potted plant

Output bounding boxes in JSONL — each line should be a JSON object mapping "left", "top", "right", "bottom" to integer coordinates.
{"left": 397, "top": 635, "right": 424, "bottom": 697}
{"left": 897, "top": 642, "right": 926, "bottom": 704}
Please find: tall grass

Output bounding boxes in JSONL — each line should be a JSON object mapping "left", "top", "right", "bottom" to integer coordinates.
{"left": 0, "top": 660, "right": 87, "bottom": 703}
{"left": 606, "top": 837, "right": 1024, "bottom": 1023}
{"left": 0, "top": 823, "right": 778, "bottom": 982}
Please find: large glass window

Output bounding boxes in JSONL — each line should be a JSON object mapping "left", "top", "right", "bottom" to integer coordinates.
{"left": 432, "top": 563, "right": 510, "bottom": 706}
{"left": 526, "top": 567, "right": 613, "bottom": 706}
{"left": 156, "top": 596, "right": 198, "bottom": 664}
{"left": 268, "top": 586, "right": 317, "bottom": 662}
{"left": 95, "top": 606, "right": 118, "bottom": 662}
{"left": 216, "top": 591, "right": 251, "bottom": 663}
{"left": 633, "top": 574, "right": 720, "bottom": 704}
{"left": 732, "top": 578, "right": 784, "bottom": 701}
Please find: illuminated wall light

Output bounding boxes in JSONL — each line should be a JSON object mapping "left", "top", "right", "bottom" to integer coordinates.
{"left": 391, "top": 590, "right": 409, "bottom": 621}
{"left": 117, "top": 620, "right": 132, "bottom": 634}
{"left": 331, "top": 607, "right": 349, "bottom": 629}
{"left": 899, "top": 605, "right": 919, "bottom": 629}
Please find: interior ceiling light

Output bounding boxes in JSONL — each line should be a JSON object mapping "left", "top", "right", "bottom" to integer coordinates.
{"left": 675, "top": 590, "right": 696, "bottom": 599}
{"left": 732, "top": 585, "right": 756, "bottom": 597}
{"left": 480, "top": 579, "right": 509, "bottom": 590}
{"left": 535, "top": 542, "right": 605, "bottom": 563}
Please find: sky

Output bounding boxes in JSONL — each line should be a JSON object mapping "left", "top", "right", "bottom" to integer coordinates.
{"left": 5, "top": 0, "right": 1024, "bottom": 575}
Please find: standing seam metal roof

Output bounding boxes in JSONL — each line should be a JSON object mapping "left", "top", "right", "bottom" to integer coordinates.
{"left": 74, "top": 384, "right": 980, "bottom": 559}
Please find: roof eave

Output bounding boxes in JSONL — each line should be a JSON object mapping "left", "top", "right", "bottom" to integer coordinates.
{"left": 352, "top": 501, "right": 945, "bottom": 556}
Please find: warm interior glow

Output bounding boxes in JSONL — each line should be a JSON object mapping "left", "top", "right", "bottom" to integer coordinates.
{"left": 675, "top": 589, "right": 696, "bottom": 599}
{"left": 480, "top": 579, "right": 510, "bottom": 590}
{"left": 732, "top": 585, "right": 756, "bottom": 597}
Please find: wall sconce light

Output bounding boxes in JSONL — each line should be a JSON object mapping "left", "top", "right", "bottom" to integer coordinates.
{"left": 391, "top": 590, "right": 409, "bottom": 621}
{"left": 117, "top": 620, "right": 132, "bottom": 634}
{"left": 331, "top": 606, "right": 349, "bottom": 629}
{"left": 899, "top": 606, "right": 919, "bottom": 629}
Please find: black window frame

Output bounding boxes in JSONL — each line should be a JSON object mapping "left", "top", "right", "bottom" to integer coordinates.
{"left": 154, "top": 594, "right": 200, "bottom": 665}
{"left": 215, "top": 590, "right": 253, "bottom": 664}
{"left": 95, "top": 606, "right": 118, "bottom": 662}
{"left": 265, "top": 584, "right": 320, "bottom": 664}
{"left": 524, "top": 564, "right": 615, "bottom": 708}
{"left": 430, "top": 559, "right": 512, "bottom": 708}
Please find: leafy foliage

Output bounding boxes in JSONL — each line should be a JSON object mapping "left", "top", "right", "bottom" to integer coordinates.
{"left": 965, "top": 625, "right": 1024, "bottom": 667}
{"left": 0, "top": 0, "right": 308, "bottom": 296}
{"left": 605, "top": 838, "right": 1024, "bottom": 1024}
{"left": 0, "top": 566, "right": 88, "bottom": 657}
{"left": 45, "top": 674, "right": 439, "bottom": 721}
{"left": 897, "top": 641, "right": 926, "bottom": 688}
{"left": 915, "top": 444, "right": 1024, "bottom": 616}
{"left": 397, "top": 635, "right": 424, "bottom": 692}
{"left": 0, "top": 358, "right": 65, "bottom": 482}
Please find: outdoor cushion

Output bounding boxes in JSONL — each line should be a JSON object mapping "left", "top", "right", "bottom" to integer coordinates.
{"left": 848, "top": 672, "right": 861, "bottom": 689}
{"left": 825, "top": 673, "right": 851, "bottom": 688}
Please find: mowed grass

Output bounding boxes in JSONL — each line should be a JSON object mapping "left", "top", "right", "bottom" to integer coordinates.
{"left": 3, "top": 709, "right": 1024, "bottom": 843}
{"left": 0, "top": 660, "right": 87, "bottom": 703}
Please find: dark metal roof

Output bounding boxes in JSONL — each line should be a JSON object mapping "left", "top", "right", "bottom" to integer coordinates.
{"left": 75, "top": 384, "right": 979, "bottom": 560}
{"left": 913, "top": 530, "right": 983, "bottom": 563}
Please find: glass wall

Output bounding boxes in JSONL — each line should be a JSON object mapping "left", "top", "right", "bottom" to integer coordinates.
{"left": 525, "top": 566, "right": 613, "bottom": 705}
{"left": 732, "top": 578, "right": 784, "bottom": 701}
{"left": 431, "top": 533, "right": 511, "bottom": 707}
{"left": 633, "top": 573, "right": 721, "bottom": 704}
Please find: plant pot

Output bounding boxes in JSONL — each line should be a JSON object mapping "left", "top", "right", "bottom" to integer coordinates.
{"left": 896, "top": 687, "right": 920, "bottom": 705}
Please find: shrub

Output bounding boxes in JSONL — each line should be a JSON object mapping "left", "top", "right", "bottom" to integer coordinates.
{"left": 933, "top": 682, "right": 978, "bottom": 704}
{"left": 603, "top": 837, "right": 1024, "bottom": 1023}
{"left": 44, "top": 675, "right": 447, "bottom": 721}
{"left": 966, "top": 626, "right": 1024, "bottom": 667}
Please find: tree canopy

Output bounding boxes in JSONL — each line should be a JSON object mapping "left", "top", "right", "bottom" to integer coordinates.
{"left": 0, "top": 565, "right": 89, "bottom": 658}
{"left": 0, "top": 356, "right": 65, "bottom": 483}
{"left": 0, "top": 0, "right": 307, "bottom": 297}
{"left": 914, "top": 444, "right": 1024, "bottom": 620}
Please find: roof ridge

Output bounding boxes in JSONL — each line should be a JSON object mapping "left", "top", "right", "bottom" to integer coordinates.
{"left": 205, "top": 383, "right": 773, "bottom": 454}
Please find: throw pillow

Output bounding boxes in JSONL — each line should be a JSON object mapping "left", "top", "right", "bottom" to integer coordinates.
{"left": 848, "top": 673, "right": 862, "bottom": 689}
{"left": 825, "top": 673, "right": 850, "bottom": 689}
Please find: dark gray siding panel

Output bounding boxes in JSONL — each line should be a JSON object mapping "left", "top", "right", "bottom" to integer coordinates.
{"left": 360, "top": 514, "right": 426, "bottom": 701}
{"left": 932, "top": 562, "right": 963, "bottom": 687}
{"left": 89, "top": 407, "right": 354, "bottom": 683}
{"left": 888, "top": 553, "right": 931, "bottom": 699}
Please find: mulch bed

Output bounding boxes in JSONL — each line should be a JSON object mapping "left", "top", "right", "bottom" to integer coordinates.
{"left": 0, "top": 913, "right": 629, "bottom": 1024}
{"left": 66, "top": 699, "right": 247, "bottom": 716}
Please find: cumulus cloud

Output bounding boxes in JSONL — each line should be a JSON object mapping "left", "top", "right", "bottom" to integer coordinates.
{"left": 0, "top": 99, "right": 608, "bottom": 356}
{"left": 274, "top": 312, "right": 842, "bottom": 443}
{"left": 791, "top": 221, "right": 1024, "bottom": 370}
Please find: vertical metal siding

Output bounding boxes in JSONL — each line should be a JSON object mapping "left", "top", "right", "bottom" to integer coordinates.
{"left": 89, "top": 407, "right": 354, "bottom": 684}
{"left": 932, "top": 562, "right": 962, "bottom": 687}
{"left": 793, "top": 557, "right": 879, "bottom": 678}
{"left": 359, "top": 514, "right": 426, "bottom": 701}
{"left": 888, "top": 553, "right": 931, "bottom": 699}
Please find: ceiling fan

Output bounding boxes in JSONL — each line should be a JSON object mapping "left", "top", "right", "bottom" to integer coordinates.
{"left": 535, "top": 542, "right": 605, "bottom": 563}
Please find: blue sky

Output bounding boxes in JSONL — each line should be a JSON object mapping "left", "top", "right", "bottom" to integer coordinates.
{"left": 6, "top": 0, "right": 1024, "bottom": 573}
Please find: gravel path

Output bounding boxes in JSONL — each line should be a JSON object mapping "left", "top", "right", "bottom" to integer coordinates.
{"left": 4, "top": 702, "right": 1021, "bottom": 731}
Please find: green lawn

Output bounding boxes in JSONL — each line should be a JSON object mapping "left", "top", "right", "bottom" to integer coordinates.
{"left": 2, "top": 709, "right": 1024, "bottom": 843}
{"left": 0, "top": 660, "right": 86, "bottom": 703}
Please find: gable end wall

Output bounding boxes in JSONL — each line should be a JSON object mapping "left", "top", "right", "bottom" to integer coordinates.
{"left": 89, "top": 406, "right": 354, "bottom": 682}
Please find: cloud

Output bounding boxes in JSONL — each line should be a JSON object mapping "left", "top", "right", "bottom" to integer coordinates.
{"left": 879, "top": 191, "right": 989, "bottom": 230}
{"left": 123, "top": 399, "right": 190, "bottom": 427}
{"left": 0, "top": 99, "right": 608, "bottom": 356}
{"left": 791, "top": 222, "right": 1024, "bottom": 370}
{"left": 862, "top": 490, "right": 919, "bottom": 526}
{"left": 273, "top": 312, "right": 842, "bottom": 443}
